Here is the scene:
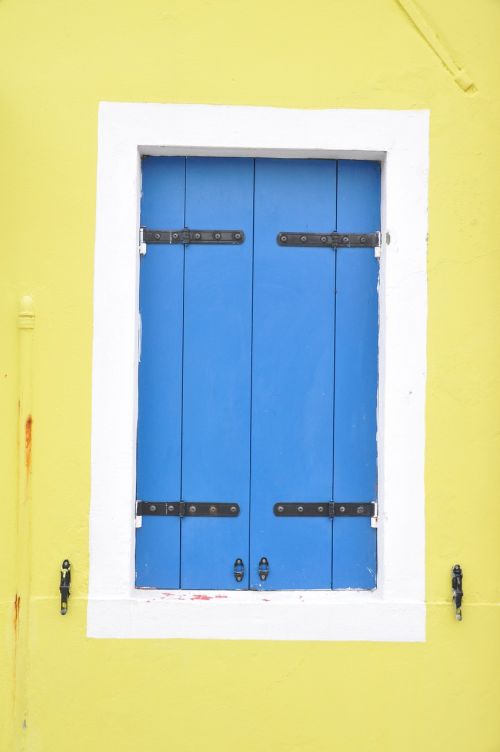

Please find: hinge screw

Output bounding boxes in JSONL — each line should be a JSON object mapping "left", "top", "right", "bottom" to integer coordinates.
{"left": 194, "top": 233, "right": 201, "bottom": 240}
{"left": 214, "top": 232, "right": 221, "bottom": 240}
{"left": 209, "top": 505, "right": 217, "bottom": 514}
{"left": 320, "top": 236, "right": 327, "bottom": 243}
{"left": 297, "top": 505, "right": 304, "bottom": 512}
{"left": 154, "top": 233, "right": 161, "bottom": 240}
{"left": 168, "top": 504, "right": 175, "bottom": 512}
{"left": 149, "top": 504, "right": 156, "bottom": 512}
{"left": 189, "top": 505, "right": 197, "bottom": 513}
{"left": 280, "top": 235, "right": 287, "bottom": 243}
{"left": 339, "top": 505, "right": 346, "bottom": 512}
{"left": 172, "top": 232, "right": 179, "bottom": 240}
{"left": 277, "top": 505, "right": 284, "bottom": 513}
{"left": 234, "top": 232, "right": 242, "bottom": 240}
{"left": 230, "top": 505, "right": 237, "bottom": 513}
{"left": 300, "top": 235, "right": 307, "bottom": 242}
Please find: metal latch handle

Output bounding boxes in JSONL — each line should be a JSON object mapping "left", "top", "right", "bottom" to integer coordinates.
{"left": 234, "top": 558, "right": 245, "bottom": 583}
{"left": 258, "top": 556, "right": 270, "bottom": 581}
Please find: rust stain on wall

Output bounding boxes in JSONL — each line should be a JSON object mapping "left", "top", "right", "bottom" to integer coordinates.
{"left": 25, "top": 415, "right": 32, "bottom": 473}
{"left": 13, "top": 594, "right": 21, "bottom": 634}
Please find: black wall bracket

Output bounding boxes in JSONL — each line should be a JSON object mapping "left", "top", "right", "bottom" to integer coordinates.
{"left": 60, "top": 559, "right": 71, "bottom": 616}
{"left": 452, "top": 564, "right": 463, "bottom": 621}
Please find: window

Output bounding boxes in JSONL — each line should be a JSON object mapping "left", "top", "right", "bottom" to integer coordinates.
{"left": 136, "top": 156, "right": 380, "bottom": 591}
{"left": 88, "top": 104, "right": 428, "bottom": 640}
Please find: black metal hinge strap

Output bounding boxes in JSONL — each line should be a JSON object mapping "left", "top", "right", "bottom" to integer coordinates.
{"left": 136, "top": 501, "right": 240, "bottom": 517}
{"left": 277, "top": 232, "right": 380, "bottom": 248}
{"left": 273, "top": 502, "right": 376, "bottom": 517}
{"left": 143, "top": 229, "right": 245, "bottom": 245}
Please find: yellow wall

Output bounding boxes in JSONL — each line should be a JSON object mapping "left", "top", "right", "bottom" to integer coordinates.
{"left": 1, "top": 1, "right": 500, "bottom": 749}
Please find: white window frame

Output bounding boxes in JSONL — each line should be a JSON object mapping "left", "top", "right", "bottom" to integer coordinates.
{"left": 88, "top": 103, "right": 429, "bottom": 641}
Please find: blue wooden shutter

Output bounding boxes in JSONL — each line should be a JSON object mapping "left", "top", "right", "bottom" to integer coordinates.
{"left": 332, "top": 160, "right": 380, "bottom": 589}
{"left": 250, "top": 158, "right": 337, "bottom": 589}
{"left": 136, "top": 156, "right": 380, "bottom": 591}
{"left": 180, "top": 157, "right": 254, "bottom": 589}
{"left": 135, "top": 157, "right": 185, "bottom": 588}
{"left": 136, "top": 157, "right": 254, "bottom": 590}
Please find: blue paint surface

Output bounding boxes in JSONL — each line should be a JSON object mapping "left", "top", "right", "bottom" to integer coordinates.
{"left": 135, "top": 157, "right": 185, "bottom": 588}
{"left": 250, "top": 159, "right": 336, "bottom": 589}
{"left": 181, "top": 158, "right": 254, "bottom": 589}
{"left": 332, "top": 160, "right": 380, "bottom": 589}
{"left": 136, "top": 156, "right": 380, "bottom": 591}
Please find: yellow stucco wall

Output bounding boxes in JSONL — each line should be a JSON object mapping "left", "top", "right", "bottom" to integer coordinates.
{"left": 1, "top": 1, "right": 500, "bottom": 750}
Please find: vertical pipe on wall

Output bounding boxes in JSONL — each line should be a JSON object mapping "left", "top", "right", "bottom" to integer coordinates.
{"left": 13, "top": 295, "right": 35, "bottom": 751}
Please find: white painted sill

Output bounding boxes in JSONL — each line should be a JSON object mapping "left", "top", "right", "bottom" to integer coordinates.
{"left": 88, "top": 103, "right": 429, "bottom": 641}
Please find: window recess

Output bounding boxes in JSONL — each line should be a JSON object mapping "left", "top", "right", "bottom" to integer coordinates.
{"left": 135, "top": 156, "right": 381, "bottom": 592}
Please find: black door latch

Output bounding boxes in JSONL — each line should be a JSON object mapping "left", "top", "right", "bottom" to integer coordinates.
{"left": 60, "top": 559, "right": 71, "bottom": 615}
{"left": 258, "top": 557, "right": 270, "bottom": 581}
{"left": 452, "top": 564, "right": 463, "bottom": 621}
{"left": 234, "top": 558, "right": 245, "bottom": 583}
